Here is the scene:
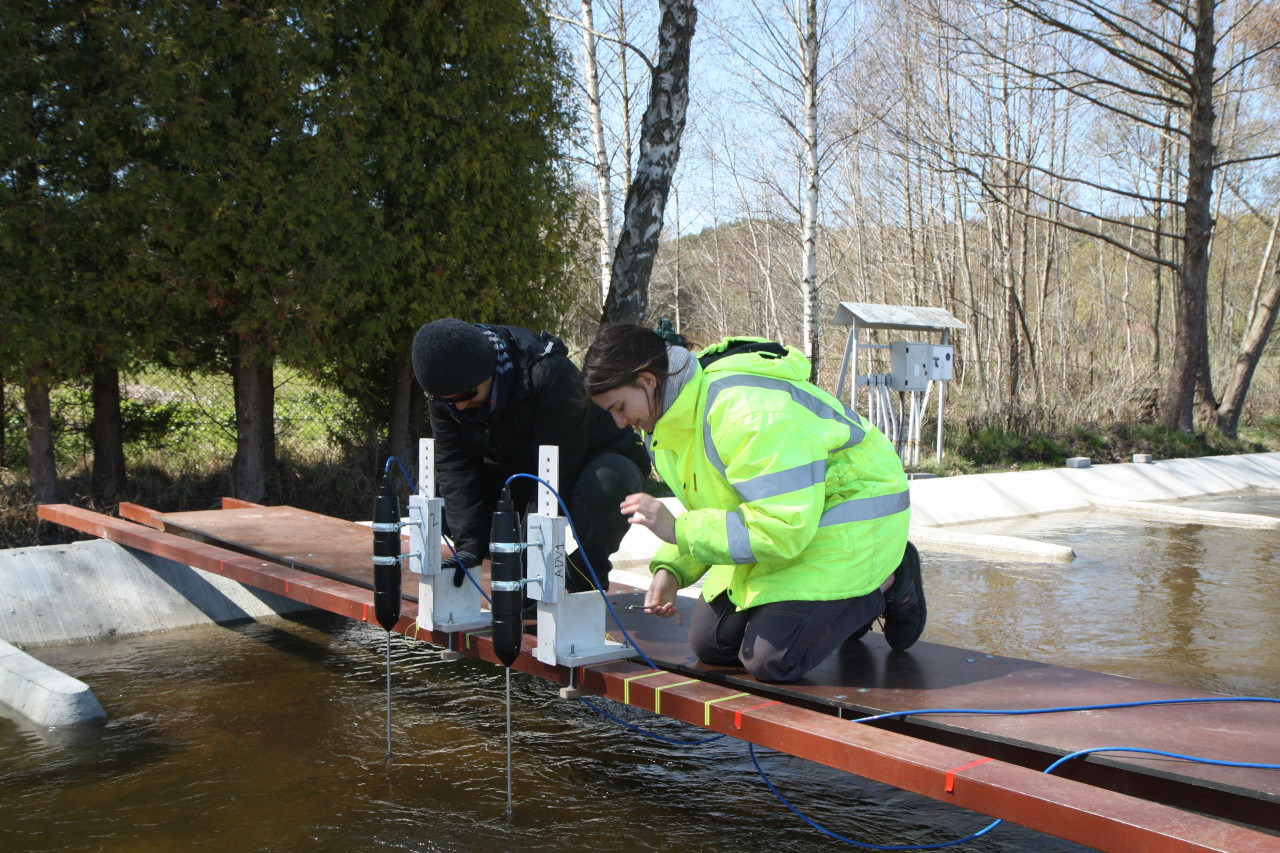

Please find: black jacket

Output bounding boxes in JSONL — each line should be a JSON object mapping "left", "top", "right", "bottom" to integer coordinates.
{"left": 428, "top": 325, "right": 650, "bottom": 558}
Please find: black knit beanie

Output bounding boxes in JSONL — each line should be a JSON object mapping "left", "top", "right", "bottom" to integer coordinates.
{"left": 411, "top": 319, "right": 497, "bottom": 396}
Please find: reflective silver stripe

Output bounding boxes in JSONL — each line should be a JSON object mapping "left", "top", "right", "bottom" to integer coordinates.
{"left": 726, "top": 509, "right": 755, "bottom": 563}
{"left": 702, "top": 375, "right": 866, "bottom": 479}
{"left": 819, "top": 489, "right": 911, "bottom": 527}
{"left": 371, "top": 522, "right": 400, "bottom": 532}
{"left": 733, "top": 459, "right": 826, "bottom": 502}
{"left": 491, "top": 580, "right": 523, "bottom": 592}
{"left": 372, "top": 556, "right": 400, "bottom": 566}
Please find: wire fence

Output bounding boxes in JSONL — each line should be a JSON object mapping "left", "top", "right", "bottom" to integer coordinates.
{"left": 2, "top": 367, "right": 361, "bottom": 475}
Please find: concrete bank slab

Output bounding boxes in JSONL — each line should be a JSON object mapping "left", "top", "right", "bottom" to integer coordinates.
{"left": 0, "top": 639, "right": 106, "bottom": 727}
{"left": 1086, "top": 494, "right": 1280, "bottom": 528}
{"left": 1, "top": 538, "right": 316, "bottom": 648}
{"left": 609, "top": 452, "right": 1280, "bottom": 565}
{"left": 907, "top": 451, "right": 1280, "bottom": 527}
{"left": 1, "top": 538, "right": 318, "bottom": 728}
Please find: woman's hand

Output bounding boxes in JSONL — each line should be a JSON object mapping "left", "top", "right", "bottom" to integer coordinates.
{"left": 644, "top": 568, "right": 682, "bottom": 625}
{"left": 620, "top": 492, "right": 677, "bottom": 544}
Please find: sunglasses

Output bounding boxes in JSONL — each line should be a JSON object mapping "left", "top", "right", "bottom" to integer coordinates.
{"left": 431, "top": 385, "right": 480, "bottom": 404}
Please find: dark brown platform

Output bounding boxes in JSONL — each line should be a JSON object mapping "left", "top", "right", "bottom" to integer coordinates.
{"left": 149, "top": 505, "right": 428, "bottom": 601}
{"left": 135, "top": 504, "right": 1280, "bottom": 834}
{"left": 608, "top": 589, "right": 1280, "bottom": 830}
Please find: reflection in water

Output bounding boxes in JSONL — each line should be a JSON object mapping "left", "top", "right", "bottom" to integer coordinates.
{"left": 2, "top": 494, "right": 1277, "bottom": 852}
{"left": 1153, "top": 523, "right": 1206, "bottom": 679}
{"left": 930, "top": 493, "right": 1280, "bottom": 699}
{"left": 0, "top": 616, "right": 1097, "bottom": 853}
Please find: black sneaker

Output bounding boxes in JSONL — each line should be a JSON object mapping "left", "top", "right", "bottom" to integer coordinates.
{"left": 882, "top": 542, "right": 926, "bottom": 651}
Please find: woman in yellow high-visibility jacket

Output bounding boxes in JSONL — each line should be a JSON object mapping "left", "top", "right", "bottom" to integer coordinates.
{"left": 582, "top": 324, "right": 924, "bottom": 684}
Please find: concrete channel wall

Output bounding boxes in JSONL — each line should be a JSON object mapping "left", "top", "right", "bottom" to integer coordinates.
{"left": 0, "top": 539, "right": 314, "bottom": 728}
{"left": 610, "top": 451, "right": 1280, "bottom": 566}
{"left": 3, "top": 451, "right": 1279, "bottom": 729}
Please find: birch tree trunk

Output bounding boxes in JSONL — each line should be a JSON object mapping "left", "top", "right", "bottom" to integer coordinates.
{"left": 603, "top": 0, "right": 696, "bottom": 325}
{"left": 581, "top": 0, "right": 615, "bottom": 305}
{"left": 800, "top": 0, "right": 821, "bottom": 380}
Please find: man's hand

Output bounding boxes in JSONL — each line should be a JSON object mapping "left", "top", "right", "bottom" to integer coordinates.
{"left": 443, "top": 551, "right": 479, "bottom": 588}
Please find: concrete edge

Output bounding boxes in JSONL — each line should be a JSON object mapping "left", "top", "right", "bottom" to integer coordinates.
{"left": 0, "top": 639, "right": 107, "bottom": 728}
{"left": 909, "top": 525, "right": 1076, "bottom": 562}
{"left": 1085, "top": 495, "right": 1280, "bottom": 529}
{"left": 608, "top": 453, "right": 1280, "bottom": 564}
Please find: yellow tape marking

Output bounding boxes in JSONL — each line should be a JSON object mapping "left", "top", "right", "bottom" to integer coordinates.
{"left": 653, "top": 679, "right": 698, "bottom": 715}
{"left": 703, "top": 692, "right": 751, "bottom": 726}
{"left": 623, "top": 670, "right": 667, "bottom": 706}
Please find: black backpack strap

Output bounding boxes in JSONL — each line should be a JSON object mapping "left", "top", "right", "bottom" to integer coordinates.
{"left": 698, "top": 339, "right": 788, "bottom": 369}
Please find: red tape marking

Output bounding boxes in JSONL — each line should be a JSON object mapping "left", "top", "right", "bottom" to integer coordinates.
{"left": 944, "top": 757, "right": 994, "bottom": 793}
{"left": 734, "top": 701, "right": 781, "bottom": 729}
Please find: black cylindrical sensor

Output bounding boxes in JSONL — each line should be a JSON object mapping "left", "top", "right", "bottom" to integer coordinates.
{"left": 489, "top": 487, "right": 523, "bottom": 667}
{"left": 372, "top": 475, "right": 402, "bottom": 632}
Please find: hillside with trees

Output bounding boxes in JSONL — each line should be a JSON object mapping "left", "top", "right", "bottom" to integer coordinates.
{"left": 3, "top": 0, "right": 1279, "bottom": 546}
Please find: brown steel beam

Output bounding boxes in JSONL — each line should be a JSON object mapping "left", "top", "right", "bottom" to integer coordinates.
{"left": 36, "top": 503, "right": 1280, "bottom": 853}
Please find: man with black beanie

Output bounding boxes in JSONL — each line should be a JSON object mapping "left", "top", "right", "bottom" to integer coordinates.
{"left": 411, "top": 318, "right": 650, "bottom": 595}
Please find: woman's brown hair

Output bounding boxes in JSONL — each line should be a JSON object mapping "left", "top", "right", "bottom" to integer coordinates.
{"left": 582, "top": 324, "right": 672, "bottom": 409}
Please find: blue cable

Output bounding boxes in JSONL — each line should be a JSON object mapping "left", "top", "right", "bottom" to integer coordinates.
{"left": 853, "top": 695, "right": 1280, "bottom": 725}
{"left": 383, "top": 455, "right": 418, "bottom": 494}
{"left": 578, "top": 697, "right": 725, "bottom": 745}
{"left": 748, "top": 743, "right": 1002, "bottom": 850}
{"left": 1044, "top": 745, "right": 1280, "bottom": 774}
{"left": 503, "top": 472, "right": 661, "bottom": 671}
{"left": 381, "top": 455, "right": 490, "bottom": 603}
{"left": 748, "top": 696, "right": 1280, "bottom": 849}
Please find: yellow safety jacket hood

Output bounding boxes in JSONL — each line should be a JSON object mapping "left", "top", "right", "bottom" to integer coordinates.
{"left": 649, "top": 338, "right": 910, "bottom": 610}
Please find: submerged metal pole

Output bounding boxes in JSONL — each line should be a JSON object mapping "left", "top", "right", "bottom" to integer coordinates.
{"left": 385, "top": 632, "right": 392, "bottom": 760}
{"left": 373, "top": 472, "right": 402, "bottom": 761}
{"left": 505, "top": 668, "right": 513, "bottom": 815}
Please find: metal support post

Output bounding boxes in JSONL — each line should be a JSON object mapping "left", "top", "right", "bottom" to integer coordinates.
{"left": 524, "top": 446, "right": 634, "bottom": 687}
{"left": 411, "top": 438, "right": 489, "bottom": 649}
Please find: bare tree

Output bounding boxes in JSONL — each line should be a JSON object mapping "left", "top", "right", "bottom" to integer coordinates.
{"left": 947, "top": 0, "right": 1280, "bottom": 432}
{"left": 579, "top": 0, "right": 617, "bottom": 305}
{"left": 702, "top": 0, "right": 865, "bottom": 376}
{"left": 1217, "top": 197, "right": 1280, "bottom": 435}
{"left": 603, "top": 0, "right": 698, "bottom": 325}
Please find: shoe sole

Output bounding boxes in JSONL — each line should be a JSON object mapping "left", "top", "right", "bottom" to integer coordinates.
{"left": 885, "top": 541, "right": 925, "bottom": 650}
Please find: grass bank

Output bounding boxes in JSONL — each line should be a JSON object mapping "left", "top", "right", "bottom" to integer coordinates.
{"left": 4, "top": 367, "right": 1279, "bottom": 548}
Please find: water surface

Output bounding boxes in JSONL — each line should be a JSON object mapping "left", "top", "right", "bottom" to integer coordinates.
{"left": 4, "top": 492, "right": 1278, "bottom": 852}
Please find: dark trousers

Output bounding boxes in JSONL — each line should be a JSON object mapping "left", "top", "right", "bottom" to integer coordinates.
{"left": 563, "top": 451, "right": 647, "bottom": 592}
{"left": 689, "top": 588, "right": 885, "bottom": 683}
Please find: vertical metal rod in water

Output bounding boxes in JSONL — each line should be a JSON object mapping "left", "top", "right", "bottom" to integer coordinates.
{"left": 385, "top": 631, "right": 393, "bottom": 760}
{"left": 505, "top": 668, "right": 513, "bottom": 815}
{"left": 372, "top": 472, "right": 403, "bottom": 761}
